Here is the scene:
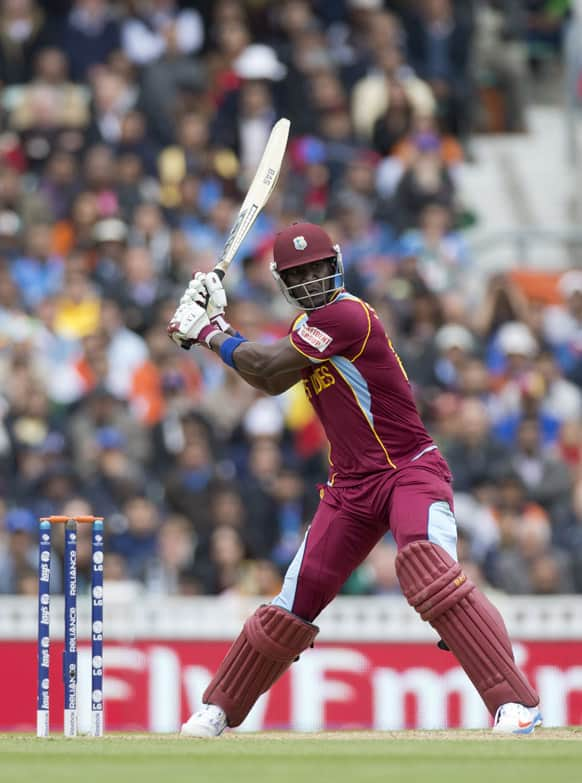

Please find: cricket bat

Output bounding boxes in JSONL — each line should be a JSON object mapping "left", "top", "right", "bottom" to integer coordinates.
{"left": 213, "top": 117, "right": 290, "bottom": 280}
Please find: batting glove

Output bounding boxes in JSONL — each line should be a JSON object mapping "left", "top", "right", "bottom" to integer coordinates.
{"left": 167, "top": 300, "right": 223, "bottom": 350}
{"left": 185, "top": 271, "right": 228, "bottom": 321}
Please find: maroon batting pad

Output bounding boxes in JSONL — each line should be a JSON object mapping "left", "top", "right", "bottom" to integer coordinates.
{"left": 395, "top": 541, "right": 538, "bottom": 715}
{"left": 203, "top": 604, "right": 319, "bottom": 727}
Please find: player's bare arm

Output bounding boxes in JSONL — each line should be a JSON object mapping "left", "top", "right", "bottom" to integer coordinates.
{"left": 235, "top": 366, "right": 304, "bottom": 396}
{"left": 208, "top": 332, "right": 308, "bottom": 380}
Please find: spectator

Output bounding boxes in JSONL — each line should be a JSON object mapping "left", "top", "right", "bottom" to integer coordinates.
{"left": 129, "top": 202, "right": 172, "bottom": 275}
{"left": 331, "top": 149, "right": 382, "bottom": 218}
{"left": 351, "top": 42, "right": 436, "bottom": 142}
{"left": 484, "top": 486, "right": 574, "bottom": 594}
{"left": 82, "top": 144, "right": 119, "bottom": 217}
{"left": 27, "top": 295, "right": 80, "bottom": 406}
{"left": 0, "top": 508, "right": 39, "bottom": 593}
{"left": 0, "top": 0, "right": 54, "bottom": 86}
{"left": 117, "top": 245, "right": 170, "bottom": 334}
{"left": 433, "top": 323, "right": 476, "bottom": 391}
{"left": 332, "top": 192, "right": 394, "bottom": 288}
{"left": 60, "top": 0, "right": 122, "bottom": 82}
{"left": 92, "top": 218, "right": 129, "bottom": 297}
{"left": 542, "top": 269, "right": 582, "bottom": 383}
{"left": 199, "top": 370, "right": 257, "bottom": 443}
{"left": 0, "top": 265, "right": 29, "bottom": 343}
{"left": 269, "top": 467, "right": 313, "bottom": 567}
{"left": 147, "top": 513, "right": 197, "bottom": 594}
{"left": 553, "top": 479, "right": 582, "bottom": 591}
{"left": 59, "top": 191, "right": 100, "bottom": 253}
{"left": 397, "top": 203, "right": 470, "bottom": 293}
{"left": 173, "top": 112, "right": 213, "bottom": 180}
{"left": 0, "top": 164, "right": 51, "bottom": 238}
{"left": 34, "top": 462, "right": 80, "bottom": 518}
{"left": 214, "top": 45, "right": 284, "bottom": 178}
{"left": 526, "top": 0, "right": 568, "bottom": 69}
{"left": 68, "top": 385, "right": 150, "bottom": 481}
{"left": 164, "top": 435, "right": 217, "bottom": 537}
{"left": 109, "top": 495, "right": 160, "bottom": 579}
{"left": 205, "top": 524, "right": 250, "bottom": 595}
{"left": 510, "top": 416, "right": 572, "bottom": 514}
{"left": 366, "top": 541, "right": 402, "bottom": 595}
{"left": 10, "top": 223, "right": 64, "bottom": 310}
{"left": 237, "top": 558, "right": 283, "bottom": 599}
{"left": 7, "top": 47, "right": 89, "bottom": 168}
{"left": 38, "top": 151, "right": 80, "bottom": 222}
{"left": 128, "top": 2, "right": 206, "bottom": 144}
{"left": 536, "top": 350, "right": 582, "bottom": 424}
{"left": 406, "top": 0, "right": 474, "bottom": 139}
{"left": 53, "top": 254, "right": 101, "bottom": 340}
{"left": 116, "top": 153, "right": 149, "bottom": 219}
{"left": 377, "top": 113, "right": 464, "bottom": 193}
{"left": 486, "top": 321, "right": 566, "bottom": 447}
{"left": 88, "top": 66, "right": 138, "bottom": 147}
{"left": 391, "top": 134, "right": 456, "bottom": 232}
{"left": 206, "top": 17, "right": 250, "bottom": 106}
{"left": 445, "top": 397, "right": 512, "bottom": 492}
{"left": 121, "top": 0, "right": 204, "bottom": 67}
{"left": 372, "top": 81, "right": 415, "bottom": 156}
{"left": 116, "top": 110, "right": 159, "bottom": 179}
{"left": 472, "top": 272, "right": 532, "bottom": 343}
{"left": 472, "top": 0, "right": 529, "bottom": 132}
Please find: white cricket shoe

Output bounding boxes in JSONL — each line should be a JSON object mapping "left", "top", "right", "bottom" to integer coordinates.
{"left": 492, "top": 703, "right": 543, "bottom": 735}
{"left": 180, "top": 704, "right": 227, "bottom": 738}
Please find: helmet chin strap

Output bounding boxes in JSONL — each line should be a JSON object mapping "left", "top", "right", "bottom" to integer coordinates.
{"left": 270, "top": 245, "right": 344, "bottom": 311}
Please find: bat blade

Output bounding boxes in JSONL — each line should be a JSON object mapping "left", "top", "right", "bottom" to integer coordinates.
{"left": 214, "top": 117, "right": 290, "bottom": 278}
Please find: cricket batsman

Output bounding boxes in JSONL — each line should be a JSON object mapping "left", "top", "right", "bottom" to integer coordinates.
{"left": 167, "top": 222, "right": 542, "bottom": 737}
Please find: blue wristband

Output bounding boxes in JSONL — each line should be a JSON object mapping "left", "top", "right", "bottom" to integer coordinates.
{"left": 219, "top": 336, "right": 248, "bottom": 368}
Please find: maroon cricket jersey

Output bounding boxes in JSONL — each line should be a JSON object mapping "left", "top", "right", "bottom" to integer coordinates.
{"left": 289, "top": 292, "right": 434, "bottom": 486}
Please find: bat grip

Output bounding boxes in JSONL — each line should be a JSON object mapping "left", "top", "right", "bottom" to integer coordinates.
{"left": 213, "top": 268, "right": 225, "bottom": 281}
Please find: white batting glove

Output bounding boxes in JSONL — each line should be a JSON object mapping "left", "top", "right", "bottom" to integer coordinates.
{"left": 167, "top": 299, "right": 222, "bottom": 350}
{"left": 184, "top": 272, "right": 228, "bottom": 321}
{"left": 205, "top": 271, "right": 227, "bottom": 319}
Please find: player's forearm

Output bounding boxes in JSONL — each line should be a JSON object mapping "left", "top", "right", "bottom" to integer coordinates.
{"left": 207, "top": 333, "right": 301, "bottom": 377}
{"left": 234, "top": 368, "right": 272, "bottom": 392}
{"left": 234, "top": 367, "right": 300, "bottom": 395}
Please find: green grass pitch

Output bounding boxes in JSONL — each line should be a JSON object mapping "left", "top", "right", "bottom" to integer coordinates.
{"left": 1, "top": 730, "right": 581, "bottom": 783}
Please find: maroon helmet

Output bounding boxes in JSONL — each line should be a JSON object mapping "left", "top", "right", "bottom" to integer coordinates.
{"left": 270, "top": 222, "right": 344, "bottom": 310}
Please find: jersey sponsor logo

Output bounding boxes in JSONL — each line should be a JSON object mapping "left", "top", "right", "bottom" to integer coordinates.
{"left": 293, "top": 235, "right": 307, "bottom": 250}
{"left": 298, "top": 323, "right": 332, "bottom": 352}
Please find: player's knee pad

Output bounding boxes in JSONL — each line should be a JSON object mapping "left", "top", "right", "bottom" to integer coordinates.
{"left": 395, "top": 540, "right": 539, "bottom": 715}
{"left": 203, "top": 604, "right": 319, "bottom": 727}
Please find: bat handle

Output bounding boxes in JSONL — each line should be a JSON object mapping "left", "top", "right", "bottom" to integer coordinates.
{"left": 214, "top": 268, "right": 225, "bottom": 281}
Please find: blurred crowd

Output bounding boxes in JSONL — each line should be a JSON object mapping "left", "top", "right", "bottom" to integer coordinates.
{"left": 0, "top": 0, "right": 580, "bottom": 601}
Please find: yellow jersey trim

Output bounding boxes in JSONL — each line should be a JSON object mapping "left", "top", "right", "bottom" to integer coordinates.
{"left": 288, "top": 334, "right": 325, "bottom": 363}
{"left": 291, "top": 313, "right": 306, "bottom": 330}
{"left": 350, "top": 301, "right": 371, "bottom": 362}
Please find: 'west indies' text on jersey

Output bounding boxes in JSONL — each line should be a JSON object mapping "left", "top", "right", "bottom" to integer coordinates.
{"left": 289, "top": 292, "right": 434, "bottom": 486}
